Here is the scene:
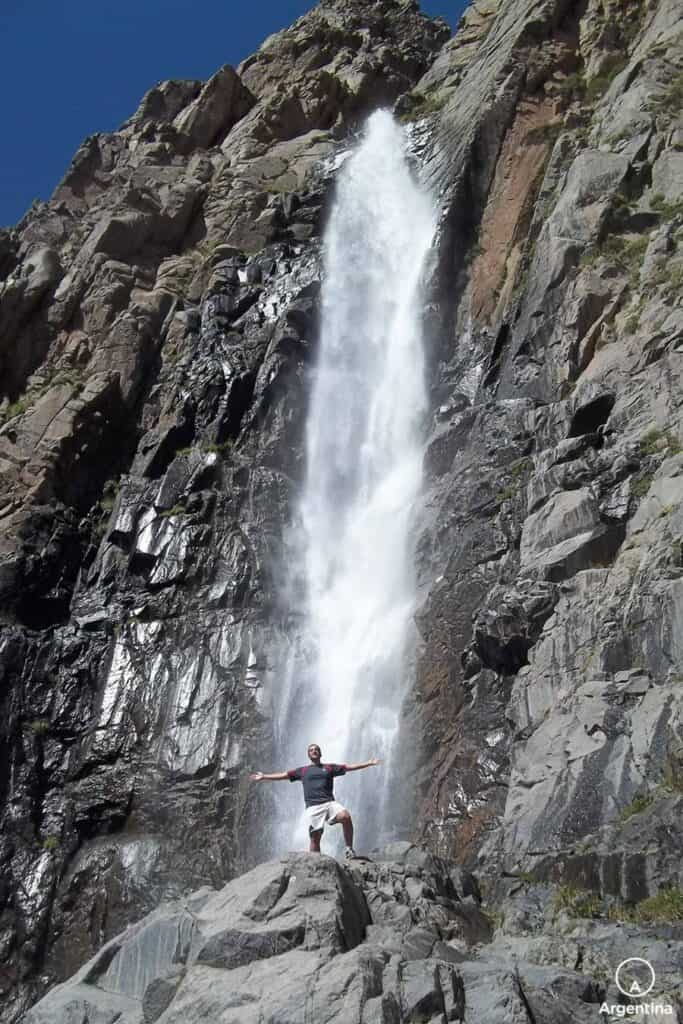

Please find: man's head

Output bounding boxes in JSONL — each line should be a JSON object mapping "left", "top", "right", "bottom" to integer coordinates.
{"left": 307, "top": 743, "right": 322, "bottom": 764}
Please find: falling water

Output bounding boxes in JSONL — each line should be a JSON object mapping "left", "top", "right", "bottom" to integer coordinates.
{"left": 277, "top": 110, "right": 435, "bottom": 851}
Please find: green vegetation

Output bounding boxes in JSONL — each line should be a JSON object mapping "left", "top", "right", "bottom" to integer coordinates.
{"left": 496, "top": 485, "right": 516, "bottom": 504}
{"left": 465, "top": 242, "right": 484, "bottom": 266}
{"left": 559, "top": 56, "right": 628, "bottom": 108}
{"left": 524, "top": 122, "right": 562, "bottom": 146}
{"left": 99, "top": 479, "right": 120, "bottom": 513}
{"left": 607, "top": 126, "right": 634, "bottom": 147}
{"left": 174, "top": 439, "right": 233, "bottom": 458}
{"left": 620, "top": 0, "right": 647, "bottom": 44}
{"left": 42, "top": 836, "right": 60, "bottom": 852}
{"left": 511, "top": 263, "right": 531, "bottom": 305}
{"left": 203, "top": 439, "right": 233, "bottom": 455}
{"left": 512, "top": 871, "right": 537, "bottom": 884}
{"left": 482, "top": 909, "right": 505, "bottom": 930}
{"left": 263, "top": 179, "right": 296, "bottom": 195}
{"left": 160, "top": 504, "right": 187, "bottom": 518}
{"left": 594, "top": 324, "right": 615, "bottom": 352}
{"left": 616, "top": 767, "right": 683, "bottom": 814}
{"left": 624, "top": 295, "right": 646, "bottom": 335}
{"left": 608, "top": 886, "right": 683, "bottom": 923}
{"left": 662, "top": 758, "right": 683, "bottom": 791}
{"left": 632, "top": 886, "right": 683, "bottom": 922}
{"left": 555, "top": 882, "right": 683, "bottom": 924}
{"left": 619, "top": 792, "right": 653, "bottom": 821}
{"left": 584, "top": 57, "right": 628, "bottom": 102}
{"left": 639, "top": 429, "right": 664, "bottom": 457}
{"left": 510, "top": 457, "right": 532, "bottom": 479}
{"left": 610, "top": 191, "right": 637, "bottom": 216}
{"left": 7, "top": 397, "right": 29, "bottom": 417}
{"left": 647, "top": 40, "right": 668, "bottom": 59}
{"left": 398, "top": 88, "right": 447, "bottom": 124}
{"left": 638, "top": 428, "right": 682, "bottom": 458}
{"left": 648, "top": 258, "right": 683, "bottom": 299}
{"left": 49, "top": 368, "right": 84, "bottom": 388}
{"left": 495, "top": 457, "right": 532, "bottom": 504}
{"left": 196, "top": 238, "right": 224, "bottom": 259}
{"left": 608, "top": 233, "right": 649, "bottom": 266}
{"left": 557, "top": 71, "right": 586, "bottom": 104}
{"left": 93, "top": 479, "right": 120, "bottom": 539}
{"left": 571, "top": 123, "right": 592, "bottom": 147}
{"left": 554, "top": 885, "right": 602, "bottom": 919}
{"left": 580, "top": 233, "right": 649, "bottom": 280}
{"left": 0, "top": 364, "right": 87, "bottom": 425}
{"left": 648, "top": 70, "right": 683, "bottom": 117}
{"left": 632, "top": 472, "right": 655, "bottom": 498}
{"left": 0, "top": 397, "right": 29, "bottom": 423}
{"left": 28, "top": 719, "right": 49, "bottom": 735}
{"left": 650, "top": 193, "right": 683, "bottom": 221}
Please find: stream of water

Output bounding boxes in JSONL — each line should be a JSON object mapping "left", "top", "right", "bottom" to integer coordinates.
{"left": 275, "top": 110, "right": 435, "bottom": 852}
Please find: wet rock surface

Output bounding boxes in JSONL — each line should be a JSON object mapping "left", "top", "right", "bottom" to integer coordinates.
{"left": 0, "top": 3, "right": 447, "bottom": 1017}
{"left": 2, "top": 0, "right": 683, "bottom": 1017}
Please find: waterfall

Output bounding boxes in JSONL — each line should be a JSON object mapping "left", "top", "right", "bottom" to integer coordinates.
{"left": 276, "top": 110, "right": 435, "bottom": 852}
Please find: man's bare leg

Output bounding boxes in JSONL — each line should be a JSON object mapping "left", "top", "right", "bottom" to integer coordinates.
{"left": 330, "top": 810, "right": 354, "bottom": 849}
{"left": 309, "top": 828, "right": 323, "bottom": 853}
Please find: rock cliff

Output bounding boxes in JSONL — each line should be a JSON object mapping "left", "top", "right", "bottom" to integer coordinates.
{"left": 1, "top": 0, "right": 682, "bottom": 1019}
{"left": 22, "top": 845, "right": 683, "bottom": 1022}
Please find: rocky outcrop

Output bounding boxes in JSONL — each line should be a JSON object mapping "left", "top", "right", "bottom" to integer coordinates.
{"left": 400, "top": 0, "right": 683, "bottom": 894}
{"left": 23, "top": 848, "right": 471, "bottom": 1024}
{"left": 0, "top": 4, "right": 449, "bottom": 1019}
{"left": 26, "top": 844, "right": 637, "bottom": 1024}
{"left": 2, "top": 0, "right": 683, "bottom": 1018}
{"left": 25, "top": 844, "right": 683, "bottom": 1022}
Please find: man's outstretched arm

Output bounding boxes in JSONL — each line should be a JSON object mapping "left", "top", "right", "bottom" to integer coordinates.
{"left": 249, "top": 770, "right": 289, "bottom": 782}
{"left": 344, "top": 757, "right": 381, "bottom": 772}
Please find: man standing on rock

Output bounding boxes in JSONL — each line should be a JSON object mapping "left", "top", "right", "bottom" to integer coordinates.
{"left": 250, "top": 743, "right": 380, "bottom": 859}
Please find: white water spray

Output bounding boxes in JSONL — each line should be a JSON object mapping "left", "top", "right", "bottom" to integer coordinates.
{"left": 277, "top": 110, "right": 435, "bottom": 850}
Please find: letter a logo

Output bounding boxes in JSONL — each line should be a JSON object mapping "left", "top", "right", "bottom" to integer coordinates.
{"left": 615, "top": 958, "right": 656, "bottom": 999}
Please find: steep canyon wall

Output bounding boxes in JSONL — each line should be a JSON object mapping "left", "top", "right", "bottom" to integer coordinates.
{"left": 0, "top": 0, "right": 682, "bottom": 1018}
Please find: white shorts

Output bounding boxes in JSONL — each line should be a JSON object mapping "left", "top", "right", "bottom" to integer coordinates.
{"left": 305, "top": 800, "right": 346, "bottom": 834}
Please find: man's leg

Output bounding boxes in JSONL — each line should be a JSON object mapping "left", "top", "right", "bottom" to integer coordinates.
{"left": 309, "top": 828, "right": 323, "bottom": 853}
{"left": 329, "top": 809, "right": 354, "bottom": 849}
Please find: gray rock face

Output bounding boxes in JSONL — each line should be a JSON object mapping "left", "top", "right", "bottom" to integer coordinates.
{"left": 172, "top": 65, "right": 255, "bottom": 150}
{"left": 401, "top": 0, "right": 683, "bottom": 889}
{"left": 2, "top": 0, "right": 683, "bottom": 1017}
{"left": 34, "top": 846, "right": 679, "bottom": 1023}
{"left": 0, "top": 4, "right": 446, "bottom": 1019}
{"left": 26, "top": 848, "right": 618, "bottom": 1024}
{"left": 483, "top": 878, "right": 683, "bottom": 1021}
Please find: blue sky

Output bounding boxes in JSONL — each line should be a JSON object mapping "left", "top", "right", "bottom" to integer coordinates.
{"left": 0, "top": 2, "right": 465, "bottom": 227}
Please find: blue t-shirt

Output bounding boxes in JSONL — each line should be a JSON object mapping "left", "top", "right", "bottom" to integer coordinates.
{"left": 287, "top": 763, "right": 346, "bottom": 806}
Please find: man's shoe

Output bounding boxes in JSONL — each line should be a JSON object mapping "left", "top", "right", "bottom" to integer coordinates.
{"left": 344, "top": 847, "right": 356, "bottom": 860}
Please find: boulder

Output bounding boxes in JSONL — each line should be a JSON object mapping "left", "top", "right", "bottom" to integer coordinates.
{"left": 24, "top": 847, "right": 624, "bottom": 1024}
{"left": 173, "top": 66, "right": 255, "bottom": 149}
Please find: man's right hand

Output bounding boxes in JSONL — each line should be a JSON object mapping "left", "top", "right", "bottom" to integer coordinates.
{"left": 249, "top": 772, "right": 264, "bottom": 782}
